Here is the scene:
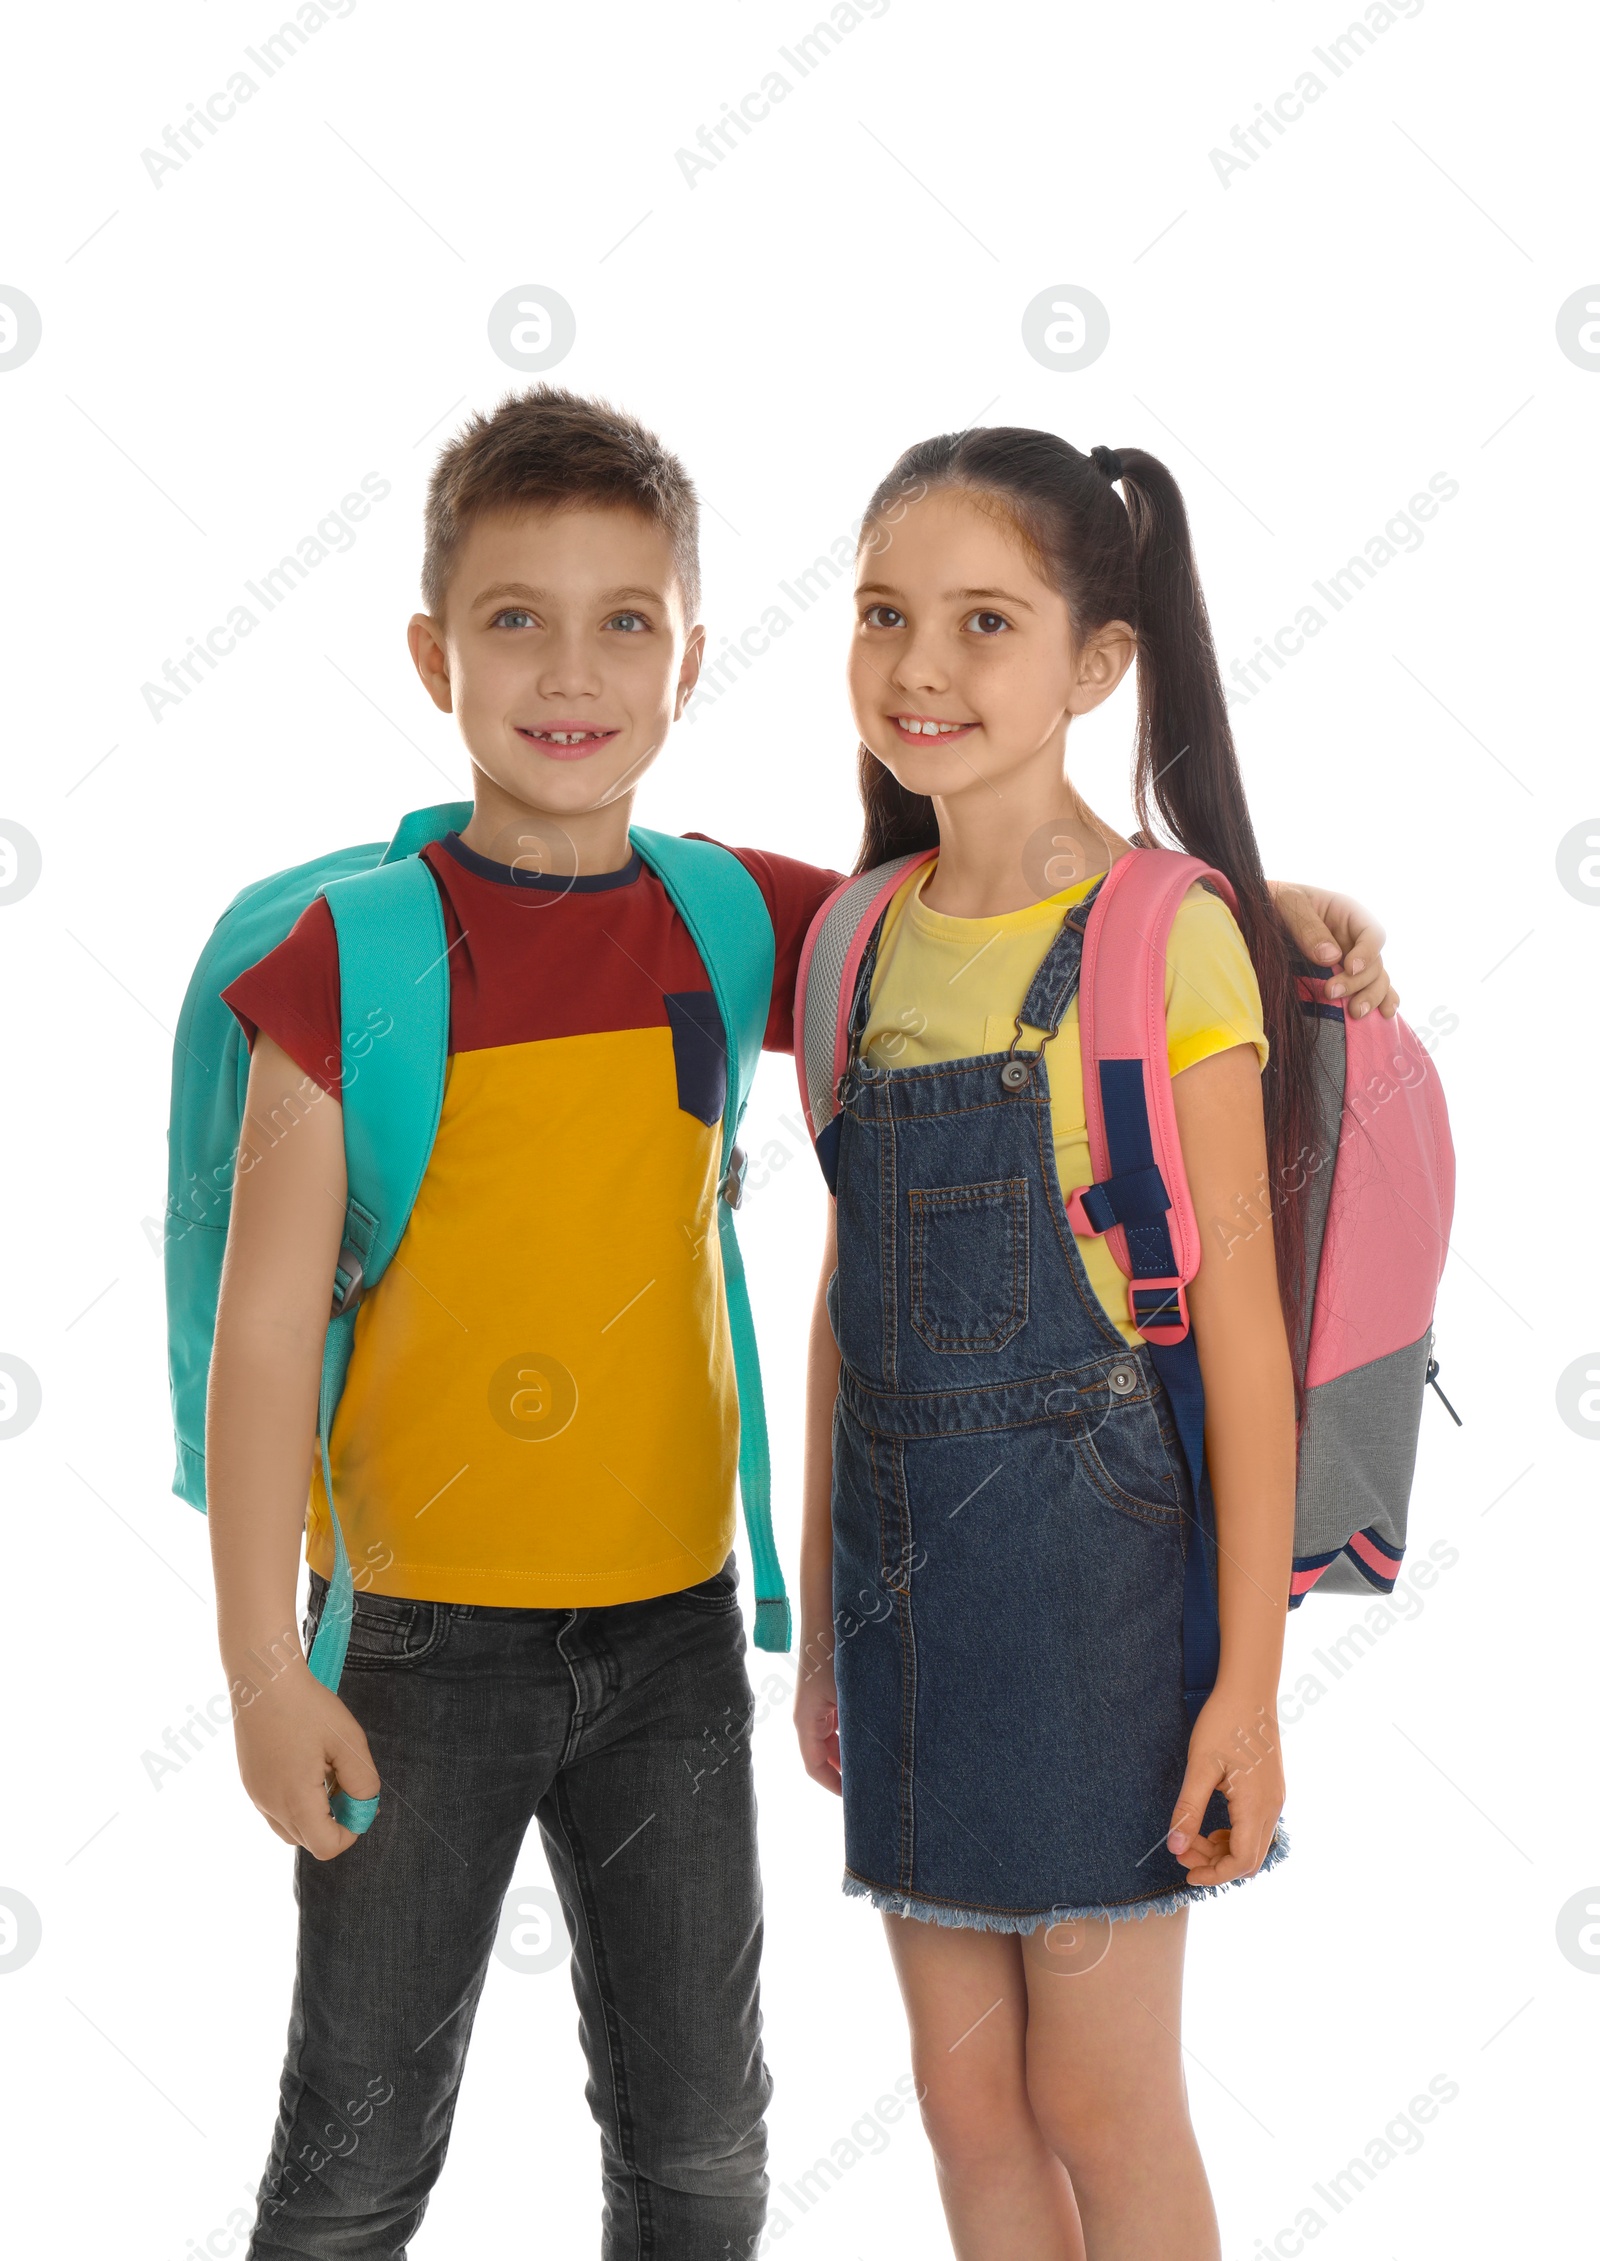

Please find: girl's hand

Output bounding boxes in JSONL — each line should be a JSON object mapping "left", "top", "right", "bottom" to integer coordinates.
{"left": 793, "top": 1633, "right": 842, "bottom": 1795}
{"left": 1268, "top": 879, "right": 1399, "bottom": 1019}
{"left": 1166, "top": 1686, "right": 1284, "bottom": 1889}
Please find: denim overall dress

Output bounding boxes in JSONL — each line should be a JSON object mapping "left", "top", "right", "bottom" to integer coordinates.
{"left": 828, "top": 889, "right": 1280, "bottom": 1929}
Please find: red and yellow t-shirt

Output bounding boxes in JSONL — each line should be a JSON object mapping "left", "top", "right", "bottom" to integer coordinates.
{"left": 224, "top": 831, "right": 839, "bottom": 1608}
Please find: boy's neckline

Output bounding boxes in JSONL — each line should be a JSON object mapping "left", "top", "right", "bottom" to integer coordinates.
{"left": 441, "top": 830, "right": 643, "bottom": 894}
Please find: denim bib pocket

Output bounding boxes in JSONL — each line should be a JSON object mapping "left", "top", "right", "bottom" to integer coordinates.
{"left": 908, "top": 1177, "right": 1029, "bottom": 1352}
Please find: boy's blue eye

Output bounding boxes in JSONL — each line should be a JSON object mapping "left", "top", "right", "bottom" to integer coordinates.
{"left": 606, "top": 612, "right": 648, "bottom": 632}
{"left": 862, "top": 604, "right": 904, "bottom": 629}
{"left": 491, "top": 608, "right": 536, "bottom": 630}
{"left": 963, "top": 610, "right": 1011, "bottom": 636}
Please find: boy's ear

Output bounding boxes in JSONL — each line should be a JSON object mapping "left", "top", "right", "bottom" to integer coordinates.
{"left": 408, "top": 614, "right": 454, "bottom": 714}
{"left": 673, "top": 623, "right": 707, "bottom": 720}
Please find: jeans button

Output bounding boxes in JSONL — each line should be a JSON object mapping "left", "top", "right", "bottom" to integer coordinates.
{"left": 999, "top": 1060, "right": 1030, "bottom": 1091}
{"left": 1107, "top": 1362, "right": 1138, "bottom": 1396}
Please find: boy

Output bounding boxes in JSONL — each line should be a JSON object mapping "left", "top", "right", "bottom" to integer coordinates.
{"left": 208, "top": 385, "right": 1396, "bottom": 2258}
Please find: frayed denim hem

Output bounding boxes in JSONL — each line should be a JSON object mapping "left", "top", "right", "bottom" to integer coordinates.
{"left": 843, "top": 1821, "right": 1290, "bottom": 1934}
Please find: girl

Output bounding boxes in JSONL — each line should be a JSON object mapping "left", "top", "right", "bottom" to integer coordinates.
{"left": 795, "top": 430, "right": 1319, "bottom": 2259}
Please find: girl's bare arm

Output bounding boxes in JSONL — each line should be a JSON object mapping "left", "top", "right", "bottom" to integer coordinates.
{"left": 1165, "top": 1041, "right": 1297, "bottom": 1885}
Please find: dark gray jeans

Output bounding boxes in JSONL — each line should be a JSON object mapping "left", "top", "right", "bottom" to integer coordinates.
{"left": 247, "top": 1556, "right": 771, "bottom": 2259}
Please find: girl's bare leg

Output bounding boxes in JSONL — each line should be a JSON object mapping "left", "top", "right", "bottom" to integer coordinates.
{"left": 883, "top": 1915, "right": 1086, "bottom": 2261}
{"left": 1020, "top": 1906, "right": 1218, "bottom": 2261}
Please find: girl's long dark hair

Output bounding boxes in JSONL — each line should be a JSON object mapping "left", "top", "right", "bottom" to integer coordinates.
{"left": 854, "top": 429, "right": 1319, "bottom": 1391}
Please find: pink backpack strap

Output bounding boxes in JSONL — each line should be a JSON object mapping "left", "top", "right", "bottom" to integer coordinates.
{"left": 794, "top": 851, "right": 938, "bottom": 1139}
{"left": 1065, "top": 849, "right": 1237, "bottom": 1346}
{"left": 1066, "top": 847, "right": 1241, "bottom": 1721}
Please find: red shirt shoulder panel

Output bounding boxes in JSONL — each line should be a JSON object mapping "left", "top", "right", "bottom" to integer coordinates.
{"left": 222, "top": 893, "right": 345, "bottom": 1096}
{"left": 218, "top": 834, "right": 845, "bottom": 1087}
{"left": 688, "top": 838, "right": 844, "bottom": 1054}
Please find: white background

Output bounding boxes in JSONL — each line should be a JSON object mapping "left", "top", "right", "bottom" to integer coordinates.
{"left": 1, "top": 1, "right": 1596, "bottom": 2254}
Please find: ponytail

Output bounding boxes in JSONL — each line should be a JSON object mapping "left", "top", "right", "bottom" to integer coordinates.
{"left": 1116, "top": 449, "right": 1319, "bottom": 1387}
{"left": 853, "top": 428, "right": 1320, "bottom": 1390}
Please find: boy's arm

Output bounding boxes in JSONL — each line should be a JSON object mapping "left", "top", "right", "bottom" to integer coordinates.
{"left": 207, "top": 1031, "right": 380, "bottom": 1858}
{"left": 793, "top": 1200, "right": 842, "bottom": 1794}
{"left": 1267, "top": 880, "right": 1397, "bottom": 1017}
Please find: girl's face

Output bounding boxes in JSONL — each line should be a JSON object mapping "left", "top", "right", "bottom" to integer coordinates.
{"left": 848, "top": 483, "right": 1131, "bottom": 804}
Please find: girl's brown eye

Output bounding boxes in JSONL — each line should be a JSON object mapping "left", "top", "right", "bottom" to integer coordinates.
{"left": 964, "top": 610, "right": 1010, "bottom": 636}
{"left": 862, "top": 605, "right": 904, "bottom": 629}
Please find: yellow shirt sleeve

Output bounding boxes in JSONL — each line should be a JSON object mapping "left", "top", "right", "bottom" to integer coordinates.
{"left": 1163, "top": 885, "right": 1269, "bottom": 1080}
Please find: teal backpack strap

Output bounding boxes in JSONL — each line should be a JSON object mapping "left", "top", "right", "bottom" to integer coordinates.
{"left": 306, "top": 851, "right": 452, "bottom": 1825}
{"left": 379, "top": 798, "right": 473, "bottom": 866}
{"left": 629, "top": 829, "right": 791, "bottom": 1653}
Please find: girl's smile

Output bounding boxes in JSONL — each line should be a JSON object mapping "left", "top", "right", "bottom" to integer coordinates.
{"left": 887, "top": 712, "right": 978, "bottom": 743}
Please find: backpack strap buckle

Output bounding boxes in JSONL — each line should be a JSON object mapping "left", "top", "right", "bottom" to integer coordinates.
{"left": 719, "top": 1143, "right": 747, "bottom": 1211}
{"left": 331, "top": 1245, "right": 365, "bottom": 1318}
{"left": 1129, "top": 1278, "right": 1189, "bottom": 1345}
{"left": 1065, "top": 1184, "right": 1098, "bottom": 1237}
{"left": 330, "top": 1198, "right": 379, "bottom": 1321}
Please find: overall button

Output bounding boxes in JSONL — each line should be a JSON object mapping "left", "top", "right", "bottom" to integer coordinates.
{"left": 1107, "top": 1362, "right": 1139, "bottom": 1396}
{"left": 999, "top": 1060, "right": 1031, "bottom": 1091}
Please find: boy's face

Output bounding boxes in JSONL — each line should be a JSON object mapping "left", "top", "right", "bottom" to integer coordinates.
{"left": 409, "top": 503, "right": 703, "bottom": 826}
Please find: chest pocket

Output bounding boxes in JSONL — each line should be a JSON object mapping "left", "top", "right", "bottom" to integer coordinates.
{"left": 908, "top": 1178, "right": 1030, "bottom": 1352}
{"left": 663, "top": 991, "right": 728, "bottom": 1126}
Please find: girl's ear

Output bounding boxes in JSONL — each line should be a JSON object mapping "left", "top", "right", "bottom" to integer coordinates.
{"left": 1068, "top": 620, "right": 1137, "bottom": 715}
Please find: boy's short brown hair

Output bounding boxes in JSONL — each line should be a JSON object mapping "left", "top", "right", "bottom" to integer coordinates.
{"left": 421, "top": 385, "right": 701, "bottom": 620}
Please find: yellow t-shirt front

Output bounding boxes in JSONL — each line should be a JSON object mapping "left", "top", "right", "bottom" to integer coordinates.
{"left": 859, "top": 861, "right": 1270, "bottom": 1346}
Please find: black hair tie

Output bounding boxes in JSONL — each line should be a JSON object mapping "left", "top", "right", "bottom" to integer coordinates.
{"left": 1089, "top": 445, "right": 1124, "bottom": 482}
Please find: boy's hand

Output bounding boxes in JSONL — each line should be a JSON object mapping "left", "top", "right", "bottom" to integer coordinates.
{"left": 1268, "top": 880, "right": 1399, "bottom": 1019}
{"left": 793, "top": 1634, "right": 842, "bottom": 1796}
{"left": 1165, "top": 1687, "right": 1284, "bottom": 1889}
{"left": 232, "top": 1658, "right": 382, "bottom": 1860}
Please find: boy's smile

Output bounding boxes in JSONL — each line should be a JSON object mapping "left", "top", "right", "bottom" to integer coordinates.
{"left": 513, "top": 721, "right": 622, "bottom": 757}
{"left": 409, "top": 502, "right": 704, "bottom": 868}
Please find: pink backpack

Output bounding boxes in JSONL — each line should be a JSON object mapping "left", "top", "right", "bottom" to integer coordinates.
{"left": 795, "top": 846, "right": 1456, "bottom": 1639}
